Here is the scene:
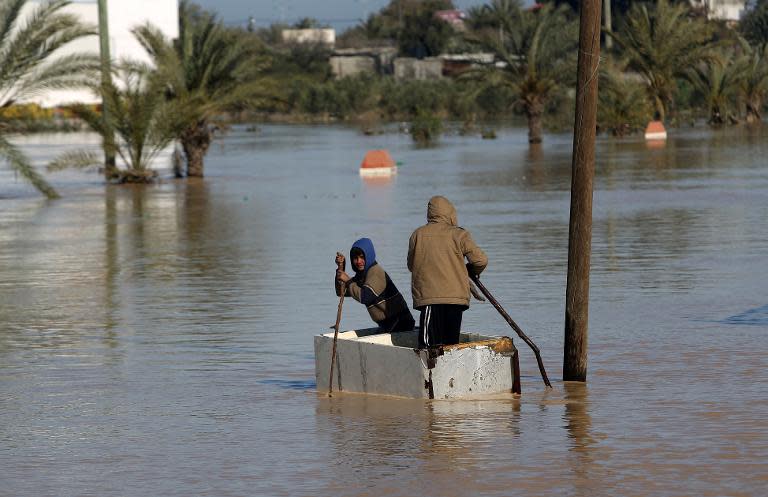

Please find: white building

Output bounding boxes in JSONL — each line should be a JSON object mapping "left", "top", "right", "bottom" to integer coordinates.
{"left": 25, "top": 0, "right": 179, "bottom": 107}
{"left": 281, "top": 28, "right": 335, "bottom": 47}
{"left": 690, "top": 0, "right": 748, "bottom": 22}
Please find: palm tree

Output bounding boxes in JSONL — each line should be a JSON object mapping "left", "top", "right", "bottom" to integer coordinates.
{"left": 736, "top": 38, "right": 768, "bottom": 124}
{"left": 609, "top": 0, "right": 715, "bottom": 122}
{"left": 133, "top": 1, "right": 275, "bottom": 177}
{"left": 598, "top": 60, "right": 653, "bottom": 136}
{"left": 686, "top": 53, "right": 743, "bottom": 126}
{"left": 467, "top": 3, "right": 577, "bottom": 143}
{"left": 466, "top": 0, "right": 520, "bottom": 35}
{"left": 0, "top": 0, "right": 97, "bottom": 198}
{"left": 48, "top": 64, "right": 189, "bottom": 182}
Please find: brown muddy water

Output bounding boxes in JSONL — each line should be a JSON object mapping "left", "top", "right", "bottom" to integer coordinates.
{"left": 1, "top": 125, "right": 766, "bottom": 496}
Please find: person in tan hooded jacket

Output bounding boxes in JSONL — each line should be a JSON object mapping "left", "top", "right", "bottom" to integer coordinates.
{"left": 408, "top": 196, "right": 487, "bottom": 348}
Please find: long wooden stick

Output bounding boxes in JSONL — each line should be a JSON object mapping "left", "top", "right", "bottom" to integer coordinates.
{"left": 471, "top": 274, "right": 552, "bottom": 388}
{"left": 328, "top": 252, "right": 346, "bottom": 397}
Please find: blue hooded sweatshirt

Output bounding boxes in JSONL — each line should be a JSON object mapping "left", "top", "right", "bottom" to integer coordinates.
{"left": 350, "top": 237, "right": 376, "bottom": 273}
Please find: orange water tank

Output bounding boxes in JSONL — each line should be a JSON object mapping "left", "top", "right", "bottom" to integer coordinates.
{"left": 644, "top": 121, "right": 667, "bottom": 140}
{"left": 360, "top": 150, "right": 397, "bottom": 176}
{"left": 361, "top": 150, "right": 395, "bottom": 168}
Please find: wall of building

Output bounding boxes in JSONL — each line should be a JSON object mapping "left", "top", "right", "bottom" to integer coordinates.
{"left": 690, "top": 0, "right": 747, "bottom": 21}
{"left": 281, "top": 29, "right": 335, "bottom": 47}
{"left": 329, "top": 47, "right": 397, "bottom": 78}
{"left": 394, "top": 58, "right": 443, "bottom": 81}
{"left": 22, "top": 0, "right": 179, "bottom": 107}
{"left": 330, "top": 56, "right": 376, "bottom": 78}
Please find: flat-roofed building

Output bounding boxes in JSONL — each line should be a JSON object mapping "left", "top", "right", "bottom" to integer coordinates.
{"left": 281, "top": 28, "right": 335, "bottom": 47}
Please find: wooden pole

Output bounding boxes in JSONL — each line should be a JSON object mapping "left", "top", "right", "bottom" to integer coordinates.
{"left": 97, "top": 0, "right": 116, "bottom": 178}
{"left": 604, "top": 0, "right": 613, "bottom": 50}
{"left": 564, "top": 0, "right": 602, "bottom": 382}
{"left": 328, "top": 253, "right": 346, "bottom": 396}
{"left": 471, "top": 274, "right": 551, "bottom": 388}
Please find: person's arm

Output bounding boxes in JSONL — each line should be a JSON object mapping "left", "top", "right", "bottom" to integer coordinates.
{"left": 335, "top": 273, "right": 352, "bottom": 297}
{"left": 345, "top": 277, "right": 364, "bottom": 303}
{"left": 462, "top": 230, "right": 488, "bottom": 276}
{"left": 352, "top": 266, "right": 386, "bottom": 306}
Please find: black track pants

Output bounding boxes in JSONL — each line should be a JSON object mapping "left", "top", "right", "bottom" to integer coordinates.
{"left": 418, "top": 304, "right": 465, "bottom": 349}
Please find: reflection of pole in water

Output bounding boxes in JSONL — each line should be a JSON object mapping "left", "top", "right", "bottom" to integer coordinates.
{"left": 103, "top": 185, "right": 119, "bottom": 346}
{"left": 563, "top": 382, "right": 593, "bottom": 448}
{"left": 563, "top": 382, "right": 596, "bottom": 497}
{"left": 130, "top": 186, "right": 146, "bottom": 257}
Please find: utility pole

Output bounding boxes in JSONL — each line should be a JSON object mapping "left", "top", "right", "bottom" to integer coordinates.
{"left": 564, "top": 0, "right": 602, "bottom": 382}
{"left": 604, "top": 0, "right": 613, "bottom": 50}
{"left": 97, "top": 0, "right": 116, "bottom": 178}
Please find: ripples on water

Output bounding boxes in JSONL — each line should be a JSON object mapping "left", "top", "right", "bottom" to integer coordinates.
{"left": 0, "top": 126, "right": 766, "bottom": 496}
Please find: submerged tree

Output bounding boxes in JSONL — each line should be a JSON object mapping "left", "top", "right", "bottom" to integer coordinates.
{"left": 609, "top": 0, "right": 715, "bottom": 121}
{"left": 48, "top": 64, "right": 189, "bottom": 182}
{"left": 736, "top": 38, "right": 768, "bottom": 123}
{"left": 467, "top": 3, "right": 577, "bottom": 143}
{"left": 598, "top": 61, "right": 653, "bottom": 136}
{"left": 134, "top": 1, "right": 276, "bottom": 177}
{"left": 687, "top": 53, "right": 743, "bottom": 126}
{"left": 0, "top": 0, "right": 97, "bottom": 198}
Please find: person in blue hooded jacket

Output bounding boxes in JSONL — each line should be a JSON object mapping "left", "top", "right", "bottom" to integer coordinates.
{"left": 334, "top": 238, "right": 415, "bottom": 333}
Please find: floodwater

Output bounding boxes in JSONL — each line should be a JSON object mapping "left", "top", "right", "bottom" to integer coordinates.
{"left": 1, "top": 124, "right": 766, "bottom": 497}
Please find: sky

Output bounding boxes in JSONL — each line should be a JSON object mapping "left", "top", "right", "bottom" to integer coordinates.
{"left": 191, "top": 0, "right": 488, "bottom": 31}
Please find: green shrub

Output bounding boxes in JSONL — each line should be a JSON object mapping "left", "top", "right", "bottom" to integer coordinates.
{"left": 410, "top": 110, "right": 443, "bottom": 145}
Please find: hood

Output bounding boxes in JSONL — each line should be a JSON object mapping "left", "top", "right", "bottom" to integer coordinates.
{"left": 351, "top": 238, "right": 376, "bottom": 272}
{"left": 427, "top": 195, "right": 457, "bottom": 226}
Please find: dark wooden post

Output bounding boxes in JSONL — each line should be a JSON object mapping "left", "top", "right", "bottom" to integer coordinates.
{"left": 564, "top": 0, "right": 602, "bottom": 382}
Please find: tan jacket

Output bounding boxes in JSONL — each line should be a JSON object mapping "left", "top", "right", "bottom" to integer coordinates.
{"left": 407, "top": 196, "right": 487, "bottom": 309}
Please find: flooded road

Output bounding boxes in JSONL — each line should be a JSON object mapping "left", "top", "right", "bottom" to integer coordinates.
{"left": 1, "top": 125, "right": 766, "bottom": 496}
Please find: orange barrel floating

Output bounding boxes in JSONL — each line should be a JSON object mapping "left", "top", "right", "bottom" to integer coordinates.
{"left": 360, "top": 149, "right": 397, "bottom": 177}
{"left": 644, "top": 120, "right": 667, "bottom": 140}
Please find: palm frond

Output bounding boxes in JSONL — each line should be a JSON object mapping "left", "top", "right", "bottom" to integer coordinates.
{"left": 0, "top": 0, "right": 94, "bottom": 197}
{"left": 0, "top": 133, "right": 58, "bottom": 198}
{"left": 0, "top": 0, "right": 96, "bottom": 104}
{"left": 468, "top": 3, "right": 575, "bottom": 102}
{"left": 138, "top": 3, "right": 275, "bottom": 123}
{"left": 11, "top": 52, "right": 99, "bottom": 101}
{"left": 68, "top": 102, "right": 106, "bottom": 135}
{"left": 0, "top": 0, "right": 26, "bottom": 50}
{"left": 610, "top": 0, "right": 715, "bottom": 118}
{"left": 46, "top": 149, "right": 100, "bottom": 171}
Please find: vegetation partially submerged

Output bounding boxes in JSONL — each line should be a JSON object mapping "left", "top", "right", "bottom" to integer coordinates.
{"left": 250, "top": 0, "right": 768, "bottom": 139}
